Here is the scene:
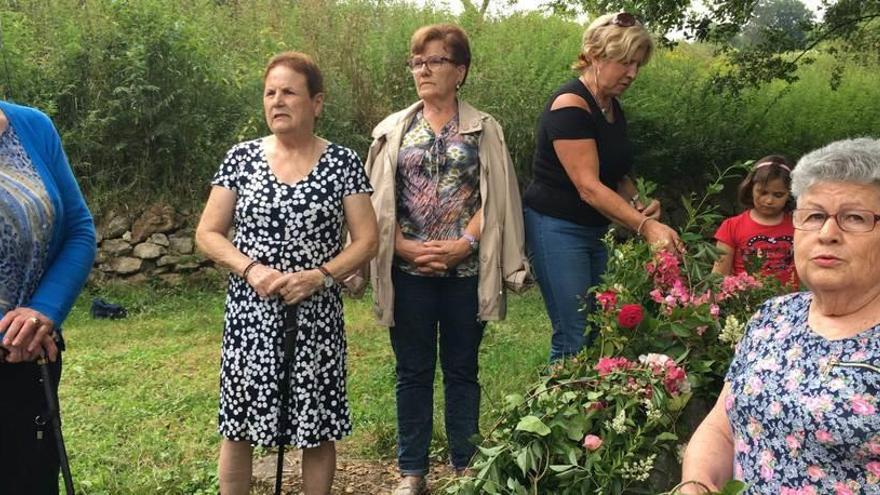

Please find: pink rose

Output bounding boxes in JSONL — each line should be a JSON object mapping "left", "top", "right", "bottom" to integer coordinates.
{"left": 851, "top": 395, "right": 876, "bottom": 415}
{"left": 867, "top": 461, "right": 880, "bottom": 477}
{"left": 650, "top": 289, "right": 664, "bottom": 303}
{"left": 816, "top": 430, "right": 834, "bottom": 444}
{"left": 596, "top": 290, "right": 618, "bottom": 312}
{"left": 785, "top": 435, "right": 800, "bottom": 450}
{"left": 807, "top": 465, "right": 825, "bottom": 480}
{"left": 725, "top": 394, "right": 735, "bottom": 411}
{"left": 617, "top": 304, "right": 644, "bottom": 329}
{"left": 582, "top": 434, "right": 603, "bottom": 451}
{"left": 747, "top": 376, "right": 764, "bottom": 395}
{"left": 594, "top": 357, "right": 632, "bottom": 376}
{"left": 664, "top": 364, "right": 688, "bottom": 395}
{"left": 834, "top": 482, "right": 854, "bottom": 495}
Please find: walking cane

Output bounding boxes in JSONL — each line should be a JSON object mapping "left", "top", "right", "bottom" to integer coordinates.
{"left": 275, "top": 304, "right": 300, "bottom": 495}
{"left": 37, "top": 352, "right": 75, "bottom": 495}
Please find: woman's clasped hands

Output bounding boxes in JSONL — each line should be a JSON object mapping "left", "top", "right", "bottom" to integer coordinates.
{"left": 395, "top": 236, "right": 472, "bottom": 275}
{"left": 243, "top": 262, "right": 326, "bottom": 305}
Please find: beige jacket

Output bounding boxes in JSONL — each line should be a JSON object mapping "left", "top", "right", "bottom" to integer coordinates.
{"left": 365, "top": 99, "right": 530, "bottom": 327}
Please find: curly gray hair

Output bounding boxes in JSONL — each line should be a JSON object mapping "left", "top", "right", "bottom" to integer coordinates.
{"left": 791, "top": 138, "right": 880, "bottom": 198}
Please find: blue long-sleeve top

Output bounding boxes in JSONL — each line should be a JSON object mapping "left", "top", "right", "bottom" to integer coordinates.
{"left": 0, "top": 100, "right": 96, "bottom": 329}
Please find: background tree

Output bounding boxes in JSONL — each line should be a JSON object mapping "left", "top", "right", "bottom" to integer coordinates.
{"left": 736, "top": 0, "right": 814, "bottom": 49}
{"left": 544, "top": 0, "right": 880, "bottom": 91}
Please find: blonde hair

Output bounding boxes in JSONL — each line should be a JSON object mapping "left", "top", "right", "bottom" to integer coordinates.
{"left": 572, "top": 13, "right": 654, "bottom": 72}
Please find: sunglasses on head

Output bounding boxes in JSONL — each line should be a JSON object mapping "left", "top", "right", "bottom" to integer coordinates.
{"left": 604, "top": 12, "right": 638, "bottom": 27}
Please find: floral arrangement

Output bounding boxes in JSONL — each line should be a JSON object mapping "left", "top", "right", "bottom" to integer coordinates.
{"left": 446, "top": 353, "right": 692, "bottom": 495}
{"left": 447, "top": 164, "right": 792, "bottom": 494}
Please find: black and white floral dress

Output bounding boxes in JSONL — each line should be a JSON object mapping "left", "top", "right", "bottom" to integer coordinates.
{"left": 212, "top": 139, "right": 372, "bottom": 447}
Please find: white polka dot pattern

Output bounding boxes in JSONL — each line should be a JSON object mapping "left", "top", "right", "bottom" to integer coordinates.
{"left": 211, "top": 139, "right": 372, "bottom": 447}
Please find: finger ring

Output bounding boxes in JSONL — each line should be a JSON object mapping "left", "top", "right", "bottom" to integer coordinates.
{"left": 29, "top": 316, "right": 39, "bottom": 325}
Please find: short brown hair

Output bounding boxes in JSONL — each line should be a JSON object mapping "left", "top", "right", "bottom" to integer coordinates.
{"left": 263, "top": 51, "right": 324, "bottom": 97}
{"left": 410, "top": 23, "right": 471, "bottom": 87}
{"left": 573, "top": 13, "right": 654, "bottom": 72}
{"left": 737, "top": 154, "right": 796, "bottom": 209}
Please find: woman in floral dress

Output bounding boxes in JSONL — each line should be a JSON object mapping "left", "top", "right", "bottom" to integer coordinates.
{"left": 681, "top": 138, "right": 880, "bottom": 494}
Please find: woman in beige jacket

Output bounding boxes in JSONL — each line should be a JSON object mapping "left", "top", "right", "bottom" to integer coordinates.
{"left": 363, "top": 23, "right": 529, "bottom": 495}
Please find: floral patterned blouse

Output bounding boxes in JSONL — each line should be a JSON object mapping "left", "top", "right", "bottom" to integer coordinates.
{"left": 726, "top": 292, "right": 880, "bottom": 494}
{"left": 395, "top": 110, "right": 481, "bottom": 277}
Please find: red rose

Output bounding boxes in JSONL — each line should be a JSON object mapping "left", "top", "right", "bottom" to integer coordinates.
{"left": 617, "top": 304, "right": 644, "bottom": 329}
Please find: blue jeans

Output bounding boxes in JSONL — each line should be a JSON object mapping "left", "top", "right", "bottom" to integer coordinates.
{"left": 524, "top": 206, "right": 609, "bottom": 362}
{"left": 390, "top": 267, "right": 484, "bottom": 476}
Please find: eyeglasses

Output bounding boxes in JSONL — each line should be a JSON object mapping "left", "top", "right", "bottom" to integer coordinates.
{"left": 603, "top": 12, "right": 638, "bottom": 28}
{"left": 792, "top": 208, "right": 880, "bottom": 233}
{"left": 406, "top": 56, "right": 455, "bottom": 73}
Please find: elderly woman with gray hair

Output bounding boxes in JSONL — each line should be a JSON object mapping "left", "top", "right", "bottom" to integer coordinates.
{"left": 679, "top": 138, "right": 880, "bottom": 494}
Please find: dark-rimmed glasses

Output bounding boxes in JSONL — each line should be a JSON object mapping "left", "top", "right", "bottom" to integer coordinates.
{"left": 604, "top": 12, "right": 638, "bottom": 28}
{"left": 406, "top": 56, "right": 454, "bottom": 73}
{"left": 793, "top": 208, "right": 880, "bottom": 233}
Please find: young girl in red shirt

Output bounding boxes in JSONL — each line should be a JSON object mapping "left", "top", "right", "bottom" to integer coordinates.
{"left": 712, "top": 155, "right": 799, "bottom": 288}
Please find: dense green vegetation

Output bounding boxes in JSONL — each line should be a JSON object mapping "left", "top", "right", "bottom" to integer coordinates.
{"left": 60, "top": 283, "right": 550, "bottom": 493}
{"left": 2, "top": 0, "right": 879, "bottom": 214}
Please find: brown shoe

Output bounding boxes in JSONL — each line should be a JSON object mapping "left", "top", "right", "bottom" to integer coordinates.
{"left": 391, "top": 475, "right": 427, "bottom": 495}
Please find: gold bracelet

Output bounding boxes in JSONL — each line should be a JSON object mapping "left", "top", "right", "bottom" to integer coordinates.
{"left": 637, "top": 217, "right": 655, "bottom": 237}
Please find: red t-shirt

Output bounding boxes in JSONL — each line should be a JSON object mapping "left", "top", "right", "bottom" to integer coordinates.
{"left": 714, "top": 210, "right": 798, "bottom": 287}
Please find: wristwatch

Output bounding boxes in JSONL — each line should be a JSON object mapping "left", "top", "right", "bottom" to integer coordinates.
{"left": 462, "top": 233, "right": 479, "bottom": 253}
{"left": 317, "top": 265, "right": 335, "bottom": 289}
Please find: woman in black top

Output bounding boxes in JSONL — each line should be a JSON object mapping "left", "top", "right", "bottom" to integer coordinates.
{"left": 523, "top": 12, "right": 681, "bottom": 361}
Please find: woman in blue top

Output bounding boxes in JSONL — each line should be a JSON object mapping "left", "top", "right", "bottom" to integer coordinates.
{"left": 0, "top": 100, "right": 96, "bottom": 494}
{"left": 681, "top": 138, "right": 880, "bottom": 494}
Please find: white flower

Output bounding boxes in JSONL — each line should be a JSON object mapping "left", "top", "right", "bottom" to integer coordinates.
{"left": 605, "top": 408, "right": 628, "bottom": 434}
{"left": 644, "top": 398, "right": 662, "bottom": 422}
{"left": 638, "top": 353, "right": 671, "bottom": 367}
{"left": 719, "top": 315, "right": 745, "bottom": 346}
{"left": 621, "top": 454, "right": 657, "bottom": 481}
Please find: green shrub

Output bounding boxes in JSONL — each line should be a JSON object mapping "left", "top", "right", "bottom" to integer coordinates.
{"left": 2, "top": 0, "right": 879, "bottom": 215}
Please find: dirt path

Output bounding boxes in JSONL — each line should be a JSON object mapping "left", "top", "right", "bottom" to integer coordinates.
{"left": 252, "top": 450, "right": 456, "bottom": 494}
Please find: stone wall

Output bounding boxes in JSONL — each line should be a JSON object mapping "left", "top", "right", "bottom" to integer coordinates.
{"left": 92, "top": 203, "right": 224, "bottom": 285}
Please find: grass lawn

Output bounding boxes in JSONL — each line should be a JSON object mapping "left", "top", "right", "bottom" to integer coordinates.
{"left": 58, "top": 282, "right": 550, "bottom": 494}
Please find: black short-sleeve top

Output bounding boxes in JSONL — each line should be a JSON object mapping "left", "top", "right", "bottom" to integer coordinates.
{"left": 523, "top": 78, "right": 634, "bottom": 227}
